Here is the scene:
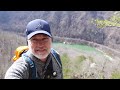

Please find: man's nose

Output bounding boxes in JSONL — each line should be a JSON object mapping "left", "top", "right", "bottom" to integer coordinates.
{"left": 37, "top": 40, "right": 45, "bottom": 45}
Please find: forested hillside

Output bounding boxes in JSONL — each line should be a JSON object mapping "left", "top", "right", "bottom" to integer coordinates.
{"left": 0, "top": 31, "right": 26, "bottom": 78}
{"left": 1, "top": 11, "right": 120, "bottom": 79}
{"left": 0, "top": 11, "right": 120, "bottom": 51}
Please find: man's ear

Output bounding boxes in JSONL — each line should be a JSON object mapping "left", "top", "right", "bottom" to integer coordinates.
{"left": 27, "top": 41, "right": 28, "bottom": 45}
{"left": 51, "top": 37, "right": 53, "bottom": 42}
{"left": 26, "top": 38, "right": 28, "bottom": 45}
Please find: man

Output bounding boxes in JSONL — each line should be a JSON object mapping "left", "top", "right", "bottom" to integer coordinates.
{"left": 4, "top": 19, "right": 63, "bottom": 79}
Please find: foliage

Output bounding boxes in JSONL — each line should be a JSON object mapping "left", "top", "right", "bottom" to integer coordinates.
{"left": 94, "top": 19, "right": 120, "bottom": 28}
{"left": 111, "top": 71, "right": 120, "bottom": 79}
{"left": 92, "top": 12, "right": 120, "bottom": 28}
{"left": 76, "top": 55, "right": 86, "bottom": 63}
{"left": 61, "top": 53, "right": 71, "bottom": 79}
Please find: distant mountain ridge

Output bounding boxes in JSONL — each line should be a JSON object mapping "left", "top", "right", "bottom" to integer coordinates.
{"left": 0, "top": 11, "right": 120, "bottom": 51}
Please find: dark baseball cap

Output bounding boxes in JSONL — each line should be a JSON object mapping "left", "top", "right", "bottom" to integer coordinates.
{"left": 26, "top": 19, "right": 52, "bottom": 39}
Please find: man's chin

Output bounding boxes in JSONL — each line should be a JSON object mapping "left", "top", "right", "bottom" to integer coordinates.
{"left": 35, "top": 53, "right": 48, "bottom": 59}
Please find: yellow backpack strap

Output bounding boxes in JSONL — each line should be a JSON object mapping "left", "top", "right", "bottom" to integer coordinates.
{"left": 12, "top": 46, "right": 29, "bottom": 61}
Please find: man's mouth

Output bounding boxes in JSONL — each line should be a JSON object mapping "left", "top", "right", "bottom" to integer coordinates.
{"left": 36, "top": 48, "right": 47, "bottom": 52}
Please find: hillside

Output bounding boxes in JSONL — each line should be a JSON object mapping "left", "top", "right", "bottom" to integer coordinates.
{"left": 1, "top": 11, "right": 120, "bottom": 79}
{"left": 0, "top": 31, "right": 26, "bottom": 78}
{"left": 1, "top": 30, "right": 120, "bottom": 79}
{"left": 0, "top": 11, "right": 120, "bottom": 51}
{"left": 53, "top": 43, "right": 120, "bottom": 79}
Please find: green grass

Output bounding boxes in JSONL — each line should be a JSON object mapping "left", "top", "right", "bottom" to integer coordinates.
{"left": 111, "top": 71, "right": 120, "bottom": 79}
{"left": 76, "top": 55, "right": 86, "bottom": 64}
{"left": 61, "top": 54, "right": 88, "bottom": 79}
{"left": 61, "top": 53, "right": 72, "bottom": 79}
{"left": 53, "top": 42, "right": 97, "bottom": 52}
{"left": 53, "top": 42, "right": 104, "bottom": 56}
{"left": 74, "top": 55, "right": 86, "bottom": 72}
{"left": 52, "top": 42, "right": 105, "bottom": 79}
{"left": 88, "top": 56, "right": 94, "bottom": 63}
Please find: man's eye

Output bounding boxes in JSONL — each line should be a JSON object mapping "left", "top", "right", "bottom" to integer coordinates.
{"left": 43, "top": 38, "right": 48, "bottom": 41}
{"left": 32, "top": 39, "right": 37, "bottom": 41}
{"left": 31, "top": 39, "right": 38, "bottom": 42}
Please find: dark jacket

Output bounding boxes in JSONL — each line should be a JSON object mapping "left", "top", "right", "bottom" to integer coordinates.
{"left": 5, "top": 49, "right": 63, "bottom": 79}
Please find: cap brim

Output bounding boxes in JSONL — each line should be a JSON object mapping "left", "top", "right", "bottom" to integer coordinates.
{"left": 27, "top": 30, "right": 52, "bottom": 39}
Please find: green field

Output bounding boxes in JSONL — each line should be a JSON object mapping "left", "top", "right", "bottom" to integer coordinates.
{"left": 52, "top": 42, "right": 104, "bottom": 79}
{"left": 53, "top": 42, "right": 98, "bottom": 52}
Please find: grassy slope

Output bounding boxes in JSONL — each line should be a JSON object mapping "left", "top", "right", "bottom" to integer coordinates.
{"left": 1, "top": 39, "right": 120, "bottom": 79}
{"left": 52, "top": 42, "right": 120, "bottom": 79}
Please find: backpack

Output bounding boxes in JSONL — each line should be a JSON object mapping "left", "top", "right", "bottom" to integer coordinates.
{"left": 12, "top": 46, "right": 62, "bottom": 79}
{"left": 12, "top": 46, "right": 29, "bottom": 61}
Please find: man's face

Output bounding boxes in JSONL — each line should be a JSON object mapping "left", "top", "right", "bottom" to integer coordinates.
{"left": 28, "top": 34, "right": 52, "bottom": 62}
